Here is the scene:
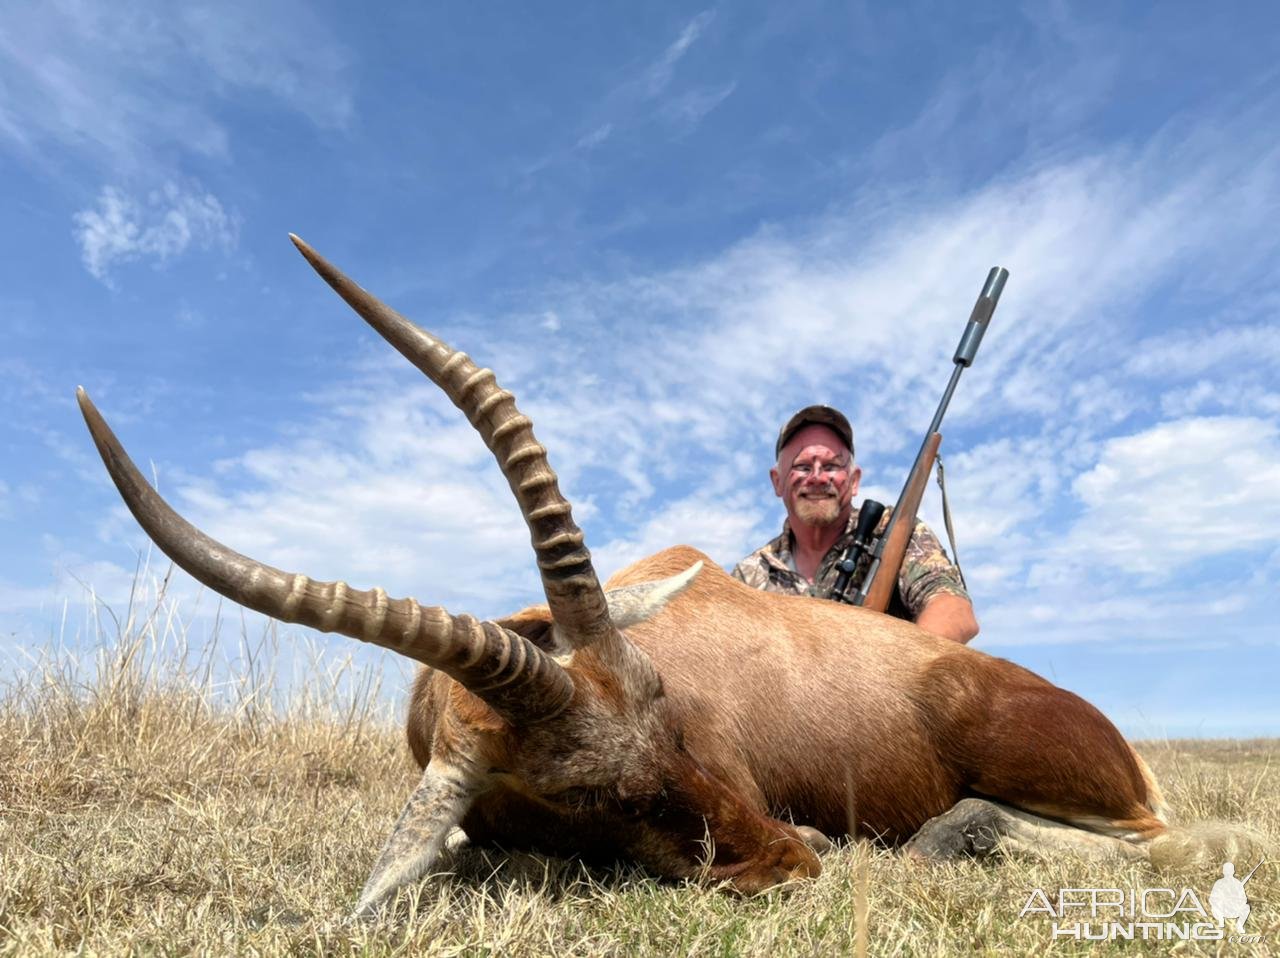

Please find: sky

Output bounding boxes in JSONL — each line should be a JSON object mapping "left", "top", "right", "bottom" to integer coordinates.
{"left": 2, "top": 1, "right": 1278, "bottom": 737}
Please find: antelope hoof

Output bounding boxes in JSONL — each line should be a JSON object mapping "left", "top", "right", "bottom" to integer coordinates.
{"left": 737, "top": 835, "right": 823, "bottom": 893}
{"left": 901, "top": 798, "right": 1006, "bottom": 861}
{"left": 794, "top": 825, "right": 835, "bottom": 854}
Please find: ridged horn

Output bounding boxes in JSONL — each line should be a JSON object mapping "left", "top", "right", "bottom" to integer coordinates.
{"left": 76, "top": 388, "right": 574, "bottom": 725}
{"left": 289, "top": 234, "right": 616, "bottom": 652}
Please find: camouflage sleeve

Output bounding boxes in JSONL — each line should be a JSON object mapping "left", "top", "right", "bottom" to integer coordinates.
{"left": 731, "top": 558, "right": 768, "bottom": 590}
{"left": 896, "top": 519, "right": 969, "bottom": 617}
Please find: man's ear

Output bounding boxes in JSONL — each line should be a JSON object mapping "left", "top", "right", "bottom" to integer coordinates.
{"left": 769, "top": 465, "right": 784, "bottom": 497}
{"left": 848, "top": 465, "right": 862, "bottom": 498}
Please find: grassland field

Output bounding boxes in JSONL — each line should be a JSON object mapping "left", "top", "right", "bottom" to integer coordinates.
{"left": 1, "top": 598, "right": 1275, "bottom": 957}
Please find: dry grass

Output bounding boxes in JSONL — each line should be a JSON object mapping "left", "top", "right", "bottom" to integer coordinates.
{"left": 2, "top": 579, "right": 1277, "bottom": 956}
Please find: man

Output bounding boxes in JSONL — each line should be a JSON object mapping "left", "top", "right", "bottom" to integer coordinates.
{"left": 732, "top": 405, "right": 979, "bottom": 644}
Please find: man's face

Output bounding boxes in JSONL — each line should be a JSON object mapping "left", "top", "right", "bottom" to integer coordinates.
{"left": 769, "top": 424, "right": 860, "bottom": 529}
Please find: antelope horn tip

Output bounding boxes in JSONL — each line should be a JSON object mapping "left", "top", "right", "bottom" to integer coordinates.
{"left": 288, "top": 232, "right": 357, "bottom": 302}
{"left": 77, "top": 387, "right": 106, "bottom": 440}
{"left": 289, "top": 232, "right": 323, "bottom": 268}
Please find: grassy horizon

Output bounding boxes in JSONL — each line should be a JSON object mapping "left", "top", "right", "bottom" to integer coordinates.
{"left": 1, "top": 576, "right": 1276, "bottom": 956}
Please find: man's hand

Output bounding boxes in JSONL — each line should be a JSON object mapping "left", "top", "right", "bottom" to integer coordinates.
{"left": 915, "top": 593, "right": 979, "bottom": 644}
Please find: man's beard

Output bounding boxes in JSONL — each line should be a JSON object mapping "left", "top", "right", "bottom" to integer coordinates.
{"left": 794, "top": 493, "right": 842, "bottom": 527}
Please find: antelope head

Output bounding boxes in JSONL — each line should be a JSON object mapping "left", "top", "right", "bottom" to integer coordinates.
{"left": 77, "top": 236, "right": 819, "bottom": 917}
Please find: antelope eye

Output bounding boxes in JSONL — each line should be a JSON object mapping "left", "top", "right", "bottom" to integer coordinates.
{"left": 548, "top": 786, "right": 606, "bottom": 808}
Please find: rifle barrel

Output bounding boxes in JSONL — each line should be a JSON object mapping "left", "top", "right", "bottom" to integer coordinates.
{"left": 1241, "top": 857, "right": 1267, "bottom": 883}
{"left": 852, "top": 266, "right": 1008, "bottom": 607}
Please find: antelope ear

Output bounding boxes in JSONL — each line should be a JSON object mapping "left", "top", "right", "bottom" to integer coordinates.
{"left": 604, "top": 562, "right": 704, "bottom": 629}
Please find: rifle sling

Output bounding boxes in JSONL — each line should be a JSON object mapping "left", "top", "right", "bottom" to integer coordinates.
{"left": 935, "top": 453, "right": 966, "bottom": 589}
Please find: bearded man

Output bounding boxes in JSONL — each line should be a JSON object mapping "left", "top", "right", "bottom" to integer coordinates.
{"left": 732, "top": 405, "right": 979, "bottom": 644}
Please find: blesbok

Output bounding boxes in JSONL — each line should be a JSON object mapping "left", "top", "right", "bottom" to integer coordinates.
{"left": 79, "top": 236, "right": 1175, "bottom": 917}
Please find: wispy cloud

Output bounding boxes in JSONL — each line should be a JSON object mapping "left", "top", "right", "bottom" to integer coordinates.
{"left": 532, "top": 10, "right": 725, "bottom": 173}
{"left": 646, "top": 11, "right": 716, "bottom": 96}
{"left": 661, "top": 81, "right": 737, "bottom": 132}
{"left": 73, "top": 182, "right": 239, "bottom": 285}
{"left": 1127, "top": 323, "right": 1280, "bottom": 379}
{"left": 864, "top": 7, "right": 1124, "bottom": 180}
{"left": 1, "top": 1, "right": 353, "bottom": 288}
{"left": 0, "top": 0, "right": 354, "bottom": 172}
{"left": 574, "top": 124, "right": 613, "bottom": 151}
{"left": 175, "top": 3, "right": 354, "bottom": 131}
{"left": 639, "top": 11, "right": 733, "bottom": 135}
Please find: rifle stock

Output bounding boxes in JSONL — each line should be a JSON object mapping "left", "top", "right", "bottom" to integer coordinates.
{"left": 861, "top": 432, "right": 941, "bottom": 612}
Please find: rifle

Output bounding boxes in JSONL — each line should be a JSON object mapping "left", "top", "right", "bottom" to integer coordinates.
{"left": 1241, "top": 857, "right": 1267, "bottom": 884}
{"left": 828, "top": 267, "right": 1009, "bottom": 609}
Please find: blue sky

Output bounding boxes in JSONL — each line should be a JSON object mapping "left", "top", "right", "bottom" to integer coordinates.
{"left": 2, "top": 1, "right": 1278, "bottom": 736}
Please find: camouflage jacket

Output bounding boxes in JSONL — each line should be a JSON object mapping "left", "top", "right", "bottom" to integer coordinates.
{"left": 730, "top": 506, "right": 969, "bottom": 620}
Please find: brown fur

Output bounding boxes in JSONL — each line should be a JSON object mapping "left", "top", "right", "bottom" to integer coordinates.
{"left": 403, "top": 545, "right": 1164, "bottom": 884}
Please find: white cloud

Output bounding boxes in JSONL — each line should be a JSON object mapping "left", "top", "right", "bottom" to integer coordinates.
{"left": 976, "top": 586, "right": 1258, "bottom": 648}
{"left": 592, "top": 490, "right": 769, "bottom": 579}
{"left": 923, "top": 436, "right": 1064, "bottom": 551}
{"left": 1128, "top": 323, "right": 1280, "bottom": 379}
{"left": 1059, "top": 416, "right": 1280, "bottom": 576}
{"left": 0, "top": 551, "right": 176, "bottom": 644}
{"left": 136, "top": 372, "right": 545, "bottom": 620}
{"left": 964, "top": 415, "right": 1280, "bottom": 647}
{"left": 73, "top": 182, "right": 239, "bottom": 284}
{"left": 1159, "top": 380, "right": 1219, "bottom": 418}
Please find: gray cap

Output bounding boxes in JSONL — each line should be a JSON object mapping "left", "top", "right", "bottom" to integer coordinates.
{"left": 775, "top": 405, "right": 854, "bottom": 458}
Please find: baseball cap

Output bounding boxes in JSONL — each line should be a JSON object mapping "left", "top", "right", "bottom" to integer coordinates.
{"left": 775, "top": 405, "right": 854, "bottom": 458}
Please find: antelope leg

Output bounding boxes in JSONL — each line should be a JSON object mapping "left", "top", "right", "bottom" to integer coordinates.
{"left": 351, "top": 761, "right": 481, "bottom": 919}
{"left": 902, "top": 798, "right": 1148, "bottom": 862}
